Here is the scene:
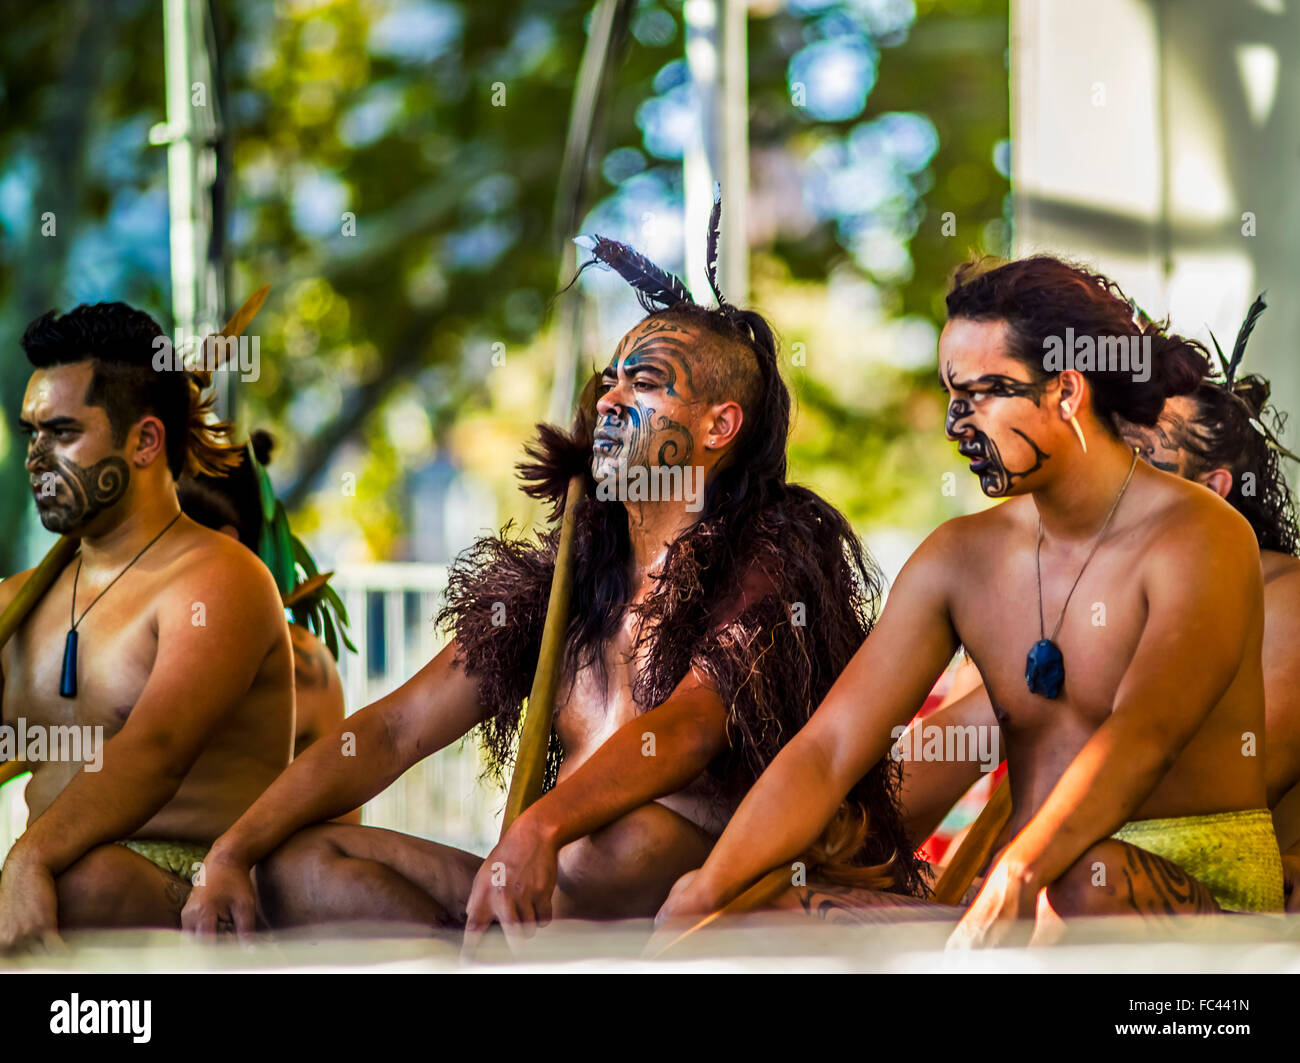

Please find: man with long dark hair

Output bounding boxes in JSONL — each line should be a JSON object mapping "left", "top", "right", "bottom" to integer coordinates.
{"left": 659, "top": 256, "right": 1285, "bottom": 945}
{"left": 898, "top": 302, "right": 1300, "bottom": 912}
{"left": 182, "top": 223, "right": 926, "bottom": 938}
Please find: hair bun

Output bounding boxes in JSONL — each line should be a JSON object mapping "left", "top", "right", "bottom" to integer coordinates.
{"left": 1233, "top": 374, "right": 1270, "bottom": 417}
{"left": 251, "top": 428, "right": 276, "bottom": 466}
{"left": 1147, "top": 331, "right": 1210, "bottom": 400}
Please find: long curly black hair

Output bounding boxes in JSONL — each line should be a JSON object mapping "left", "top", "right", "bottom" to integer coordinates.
{"left": 1179, "top": 375, "right": 1299, "bottom": 556}
{"left": 439, "top": 302, "right": 928, "bottom": 897}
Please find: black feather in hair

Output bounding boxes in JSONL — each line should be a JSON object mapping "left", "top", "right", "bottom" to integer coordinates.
{"left": 1209, "top": 292, "right": 1267, "bottom": 385}
{"left": 705, "top": 181, "right": 725, "bottom": 306}
{"left": 1207, "top": 294, "right": 1300, "bottom": 462}
{"left": 572, "top": 234, "right": 695, "bottom": 311}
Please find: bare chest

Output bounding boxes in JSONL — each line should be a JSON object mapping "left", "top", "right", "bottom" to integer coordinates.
{"left": 952, "top": 535, "right": 1151, "bottom": 735}
{"left": 2, "top": 573, "right": 160, "bottom": 736}
{"left": 556, "top": 608, "right": 651, "bottom": 761}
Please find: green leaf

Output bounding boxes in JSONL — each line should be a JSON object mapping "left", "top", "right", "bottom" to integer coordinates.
{"left": 320, "top": 606, "right": 339, "bottom": 661}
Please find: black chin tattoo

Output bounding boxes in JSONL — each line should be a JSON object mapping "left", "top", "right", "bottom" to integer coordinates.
{"left": 32, "top": 454, "right": 130, "bottom": 533}
{"left": 943, "top": 362, "right": 1052, "bottom": 496}
{"left": 970, "top": 428, "right": 1049, "bottom": 496}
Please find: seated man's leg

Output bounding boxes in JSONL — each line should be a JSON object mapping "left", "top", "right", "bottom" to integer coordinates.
{"left": 1045, "top": 839, "right": 1219, "bottom": 920}
{"left": 257, "top": 823, "right": 482, "bottom": 929}
{"left": 56, "top": 844, "right": 193, "bottom": 929}
{"left": 771, "top": 882, "right": 956, "bottom": 924}
{"left": 552, "top": 802, "right": 716, "bottom": 919}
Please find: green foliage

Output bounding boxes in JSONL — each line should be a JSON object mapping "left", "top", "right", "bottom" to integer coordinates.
{"left": 0, "top": 0, "right": 1010, "bottom": 573}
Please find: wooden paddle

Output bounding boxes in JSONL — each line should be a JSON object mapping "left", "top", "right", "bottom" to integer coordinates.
{"left": 930, "top": 774, "right": 1012, "bottom": 905}
{"left": 647, "top": 865, "right": 793, "bottom": 958}
{"left": 0, "top": 535, "right": 80, "bottom": 650}
{"left": 500, "top": 474, "right": 585, "bottom": 833}
{"left": 649, "top": 775, "right": 1014, "bottom": 956}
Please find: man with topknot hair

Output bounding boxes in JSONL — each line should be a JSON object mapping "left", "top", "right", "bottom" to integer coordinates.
{"left": 183, "top": 216, "right": 930, "bottom": 941}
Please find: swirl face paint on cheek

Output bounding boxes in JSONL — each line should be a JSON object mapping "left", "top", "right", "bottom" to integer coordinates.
{"left": 33, "top": 454, "right": 130, "bottom": 533}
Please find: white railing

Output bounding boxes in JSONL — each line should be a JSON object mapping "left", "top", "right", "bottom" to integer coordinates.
{"left": 330, "top": 562, "right": 502, "bottom": 855}
{"left": 0, "top": 562, "right": 505, "bottom": 867}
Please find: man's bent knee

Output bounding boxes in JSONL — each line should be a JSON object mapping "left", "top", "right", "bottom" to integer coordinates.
{"left": 256, "top": 824, "right": 343, "bottom": 922}
{"left": 1047, "top": 839, "right": 1218, "bottom": 917}
{"left": 556, "top": 805, "right": 713, "bottom": 918}
{"left": 57, "top": 845, "right": 178, "bottom": 928}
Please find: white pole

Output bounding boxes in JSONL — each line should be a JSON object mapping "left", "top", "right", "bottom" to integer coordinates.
{"left": 150, "top": 0, "right": 230, "bottom": 417}
{"left": 685, "top": 0, "right": 749, "bottom": 305}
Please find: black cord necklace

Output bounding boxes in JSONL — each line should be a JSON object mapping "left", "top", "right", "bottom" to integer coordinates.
{"left": 60, "top": 511, "right": 183, "bottom": 698}
{"left": 1025, "top": 449, "right": 1137, "bottom": 699}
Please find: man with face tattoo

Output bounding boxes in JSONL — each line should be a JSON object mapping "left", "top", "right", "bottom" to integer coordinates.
{"left": 898, "top": 308, "right": 1300, "bottom": 912}
{"left": 0, "top": 302, "right": 294, "bottom": 948}
{"left": 182, "top": 224, "right": 927, "bottom": 940}
{"left": 658, "top": 255, "right": 1285, "bottom": 945}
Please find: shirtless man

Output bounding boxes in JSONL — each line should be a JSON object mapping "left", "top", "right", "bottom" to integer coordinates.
{"left": 900, "top": 334, "right": 1300, "bottom": 909}
{"left": 177, "top": 432, "right": 349, "bottom": 759}
{"left": 0, "top": 301, "right": 293, "bottom": 948}
{"left": 658, "top": 255, "right": 1284, "bottom": 947}
{"left": 183, "top": 247, "right": 924, "bottom": 940}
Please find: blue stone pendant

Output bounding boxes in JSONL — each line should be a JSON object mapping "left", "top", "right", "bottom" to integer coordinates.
{"left": 1025, "top": 638, "right": 1064, "bottom": 698}
{"left": 60, "top": 629, "right": 78, "bottom": 698}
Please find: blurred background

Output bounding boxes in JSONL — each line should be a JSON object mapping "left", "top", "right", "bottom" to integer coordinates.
{"left": 2, "top": 0, "right": 1293, "bottom": 855}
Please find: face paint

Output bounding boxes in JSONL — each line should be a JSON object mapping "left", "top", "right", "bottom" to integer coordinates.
{"left": 942, "top": 362, "right": 1052, "bottom": 497}
{"left": 29, "top": 452, "right": 130, "bottom": 534}
{"left": 592, "top": 321, "right": 699, "bottom": 485}
{"left": 1120, "top": 406, "right": 1191, "bottom": 475}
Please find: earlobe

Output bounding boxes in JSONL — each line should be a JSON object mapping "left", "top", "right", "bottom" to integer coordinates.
{"left": 1201, "top": 468, "right": 1233, "bottom": 499}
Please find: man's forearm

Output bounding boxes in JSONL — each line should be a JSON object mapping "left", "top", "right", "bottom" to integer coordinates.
{"left": 208, "top": 705, "right": 406, "bottom": 866}
{"left": 691, "top": 731, "right": 847, "bottom": 907}
{"left": 524, "top": 699, "right": 725, "bottom": 848}
{"left": 1002, "top": 716, "right": 1176, "bottom": 887}
{"left": 6, "top": 750, "right": 186, "bottom": 876}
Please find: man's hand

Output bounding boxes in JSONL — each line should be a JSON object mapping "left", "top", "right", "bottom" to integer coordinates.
{"left": 0, "top": 856, "right": 63, "bottom": 953}
{"left": 181, "top": 853, "right": 259, "bottom": 938}
{"left": 641, "top": 869, "right": 720, "bottom": 958}
{"left": 653, "top": 869, "right": 715, "bottom": 927}
{"left": 461, "top": 815, "right": 559, "bottom": 958}
{"left": 945, "top": 852, "right": 1038, "bottom": 950}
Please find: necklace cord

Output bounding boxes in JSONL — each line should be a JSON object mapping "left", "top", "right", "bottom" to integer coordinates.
{"left": 70, "top": 512, "right": 184, "bottom": 631}
{"left": 1036, "top": 448, "right": 1139, "bottom": 642}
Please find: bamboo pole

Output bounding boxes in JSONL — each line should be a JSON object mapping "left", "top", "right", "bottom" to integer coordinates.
{"left": 930, "top": 775, "right": 1012, "bottom": 906}
{"left": 500, "top": 475, "right": 585, "bottom": 833}
{"left": 0, "top": 536, "right": 80, "bottom": 650}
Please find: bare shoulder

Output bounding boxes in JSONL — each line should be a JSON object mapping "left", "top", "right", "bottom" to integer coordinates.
{"left": 1135, "top": 471, "right": 1259, "bottom": 598}
{"left": 1262, "top": 549, "right": 1300, "bottom": 590}
{"left": 1261, "top": 551, "right": 1300, "bottom": 634}
{"left": 1144, "top": 470, "right": 1257, "bottom": 558}
{"left": 158, "top": 520, "right": 283, "bottom": 612}
{"left": 920, "top": 498, "right": 1029, "bottom": 568}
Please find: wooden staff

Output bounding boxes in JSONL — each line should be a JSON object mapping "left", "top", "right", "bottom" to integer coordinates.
{"left": 0, "top": 535, "right": 80, "bottom": 651}
{"left": 651, "top": 775, "right": 1014, "bottom": 957}
{"left": 500, "top": 474, "right": 585, "bottom": 833}
{"left": 930, "top": 774, "right": 1012, "bottom": 905}
{"left": 647, "top": 865, "right": 793, "bottom": 958}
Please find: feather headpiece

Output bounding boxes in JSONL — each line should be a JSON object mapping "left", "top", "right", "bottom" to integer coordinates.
{"left": 1207, "top": 293, "right": 1300, "bottom": 463}
{"left": 571, "top": 182, "right": 731, "bottom": 312}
